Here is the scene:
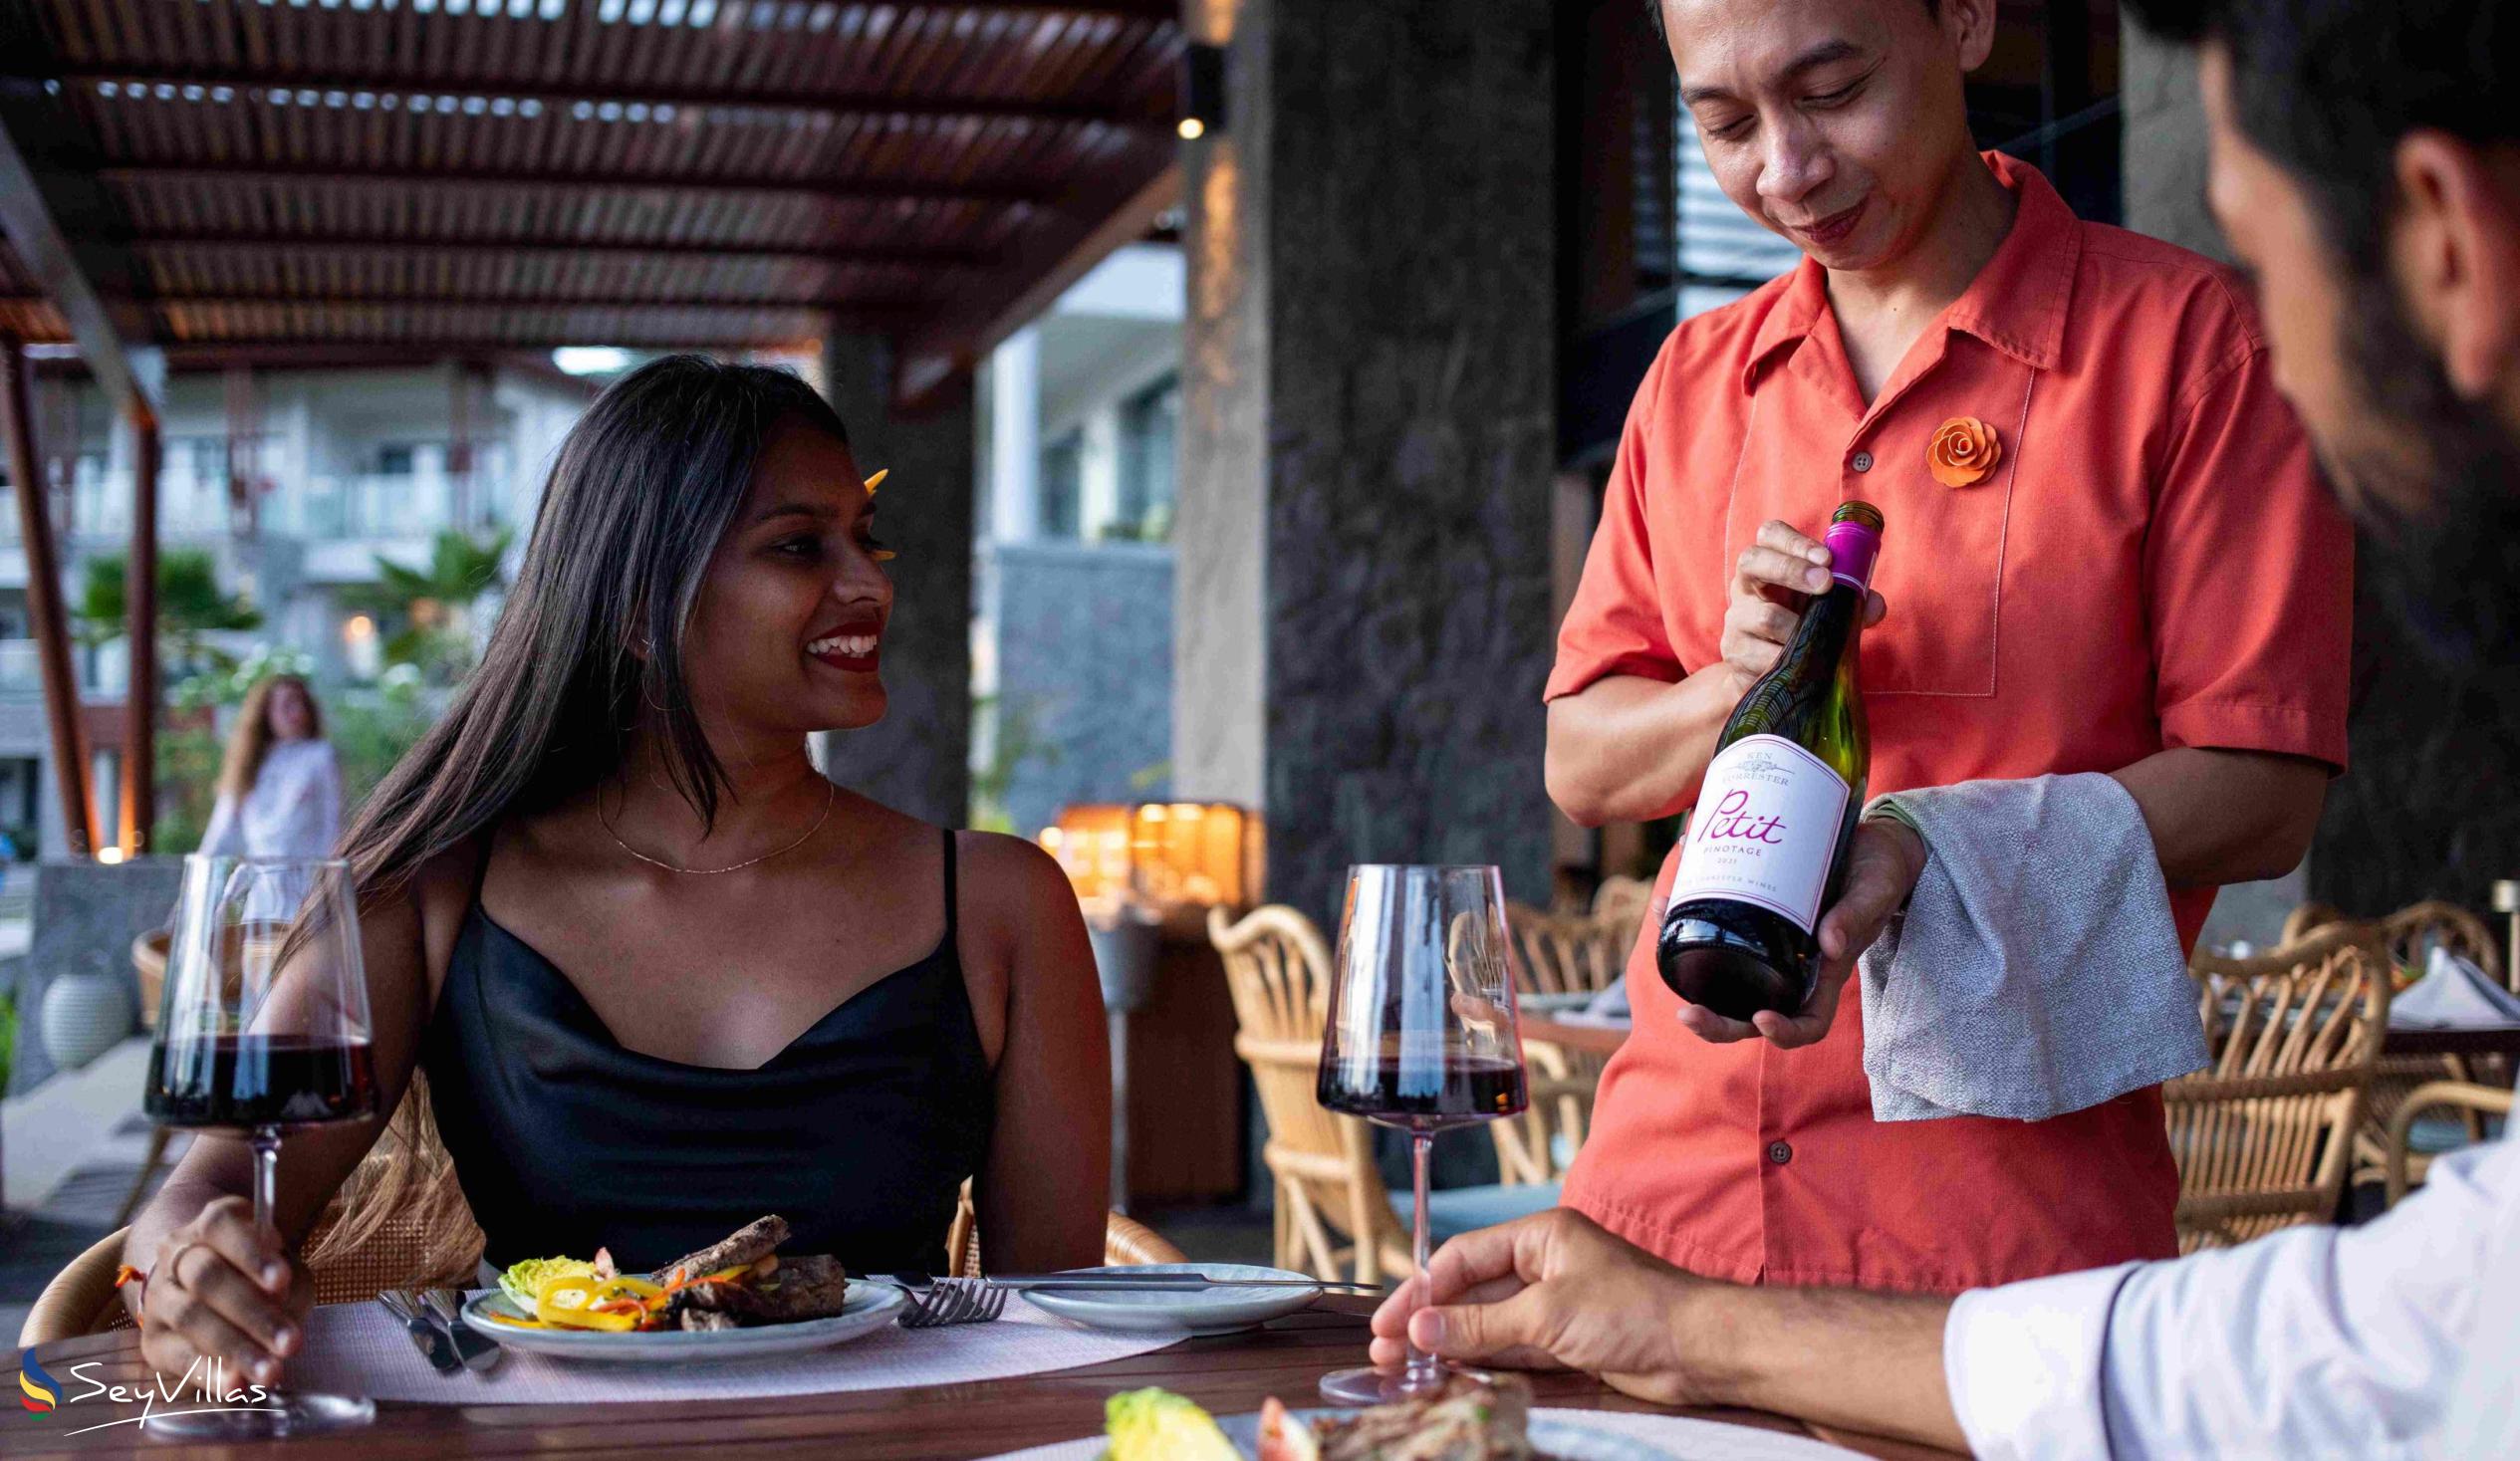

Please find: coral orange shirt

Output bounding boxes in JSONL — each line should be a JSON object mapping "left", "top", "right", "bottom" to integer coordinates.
{"left": 1548, "top": 154, "right": 2353, "bottom": 1295}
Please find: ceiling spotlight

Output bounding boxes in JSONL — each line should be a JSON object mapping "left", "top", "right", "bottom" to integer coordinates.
{"left": 1178, "top": 43, "right": 1225, "bottom": 141}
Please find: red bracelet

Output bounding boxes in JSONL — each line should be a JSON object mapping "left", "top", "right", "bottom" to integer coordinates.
{"left": 114, "top": 1263, "right": 147, "bottom": 1318}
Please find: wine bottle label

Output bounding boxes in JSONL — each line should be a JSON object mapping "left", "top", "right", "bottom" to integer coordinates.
{"left": 1670, "top": 734, "right": 1851, "bottom": 934}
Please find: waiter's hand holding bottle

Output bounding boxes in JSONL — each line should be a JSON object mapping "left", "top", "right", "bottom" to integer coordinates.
{"left": 1664, "top": 506, "right": 1925, "bottom": 1049}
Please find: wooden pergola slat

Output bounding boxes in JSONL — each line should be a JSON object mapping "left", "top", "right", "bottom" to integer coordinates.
{"left": 102, "top": 162, "right": 1055, "bottom": 208}
{"left": 63, "top": 66, "right": 1174, "bottom": 129}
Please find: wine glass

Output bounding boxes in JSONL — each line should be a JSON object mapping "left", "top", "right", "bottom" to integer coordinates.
{"left": 141, "top": 854, "right": 379, "bottom": 1438}
{"left": 1314, "top": 864, "right": 1529, "bottom": 1405}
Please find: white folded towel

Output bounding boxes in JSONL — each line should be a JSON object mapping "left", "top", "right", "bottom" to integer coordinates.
{"left": 1858, "top": 773, "right": 2210, "bottom": 1122}
{"left": 2392, "top": 946, "right": 2520, "bottom": 1031}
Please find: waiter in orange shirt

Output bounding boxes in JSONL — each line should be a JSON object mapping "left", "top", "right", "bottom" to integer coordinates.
{"left": 1547, "top": 0, "right": 2353, "bottom": 1292}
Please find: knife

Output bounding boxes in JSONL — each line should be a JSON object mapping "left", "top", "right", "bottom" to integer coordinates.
{"left": 377, "top": 1292, "right": 462, "bottom": 1375}
{"left": 426, "top": 1289, "right": 506, "bottom": 1372}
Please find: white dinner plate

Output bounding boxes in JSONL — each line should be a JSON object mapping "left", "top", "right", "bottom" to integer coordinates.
{"left": 1219, "top": 1410, "right": 1679, "bottom": 1459}
{"left": 980, "top": 1408, "right": 1684, "bottom": 1460}
{"left": 1019, "top": 1264, "right": 1322, "bottom": 1337}
{"left": 460, "top": 1282, "right": 905, "bottom": 1362}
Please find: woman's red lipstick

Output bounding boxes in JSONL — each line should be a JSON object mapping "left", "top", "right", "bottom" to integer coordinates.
{"left": 807, "top": 624, "right": 882, "bottom": 674}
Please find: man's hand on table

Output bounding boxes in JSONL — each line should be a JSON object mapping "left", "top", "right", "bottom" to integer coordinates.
{"left": 1368, "top": 1210, "right": 1713, "bottom": 1406}
{"left": 1373, "top": 1210, "right": 1969, "bottom": 1454}
{"left": 1675, "top": 816, "right": 1925, "bottom": 1050}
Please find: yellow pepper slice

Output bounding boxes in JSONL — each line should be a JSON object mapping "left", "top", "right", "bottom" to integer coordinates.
{"left": 536, "top": 1274, "right": 640, "bottom": 1332}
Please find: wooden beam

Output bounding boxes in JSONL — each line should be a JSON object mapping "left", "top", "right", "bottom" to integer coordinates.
{"left": 108, "top": 335, "right": 833, "bottom": 356}
{"left": 896, "top": 157, "right": 1181, "bottom": 408}
{"left": 133, "top": 234, "right": 1001, "bottom": 270}
{"left": 120, "top": 406, "right": 156, "bottom": 854}
{"left": 102, "top": 163, "right": 1051, "bottom": 208}
{"left": 134, "top": 291, "right": 935, "bottom": 314}
{"left": 0, "top": 339, "right": 96, "bottom": 856}
{"left": 70, "top": 68, "right": 1173, "bottom": 131}
{"left": 0, "top": 86, "right": 153, "bottom": 418}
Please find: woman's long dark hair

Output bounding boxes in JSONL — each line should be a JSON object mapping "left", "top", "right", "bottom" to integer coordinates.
{"left": 310, "top": 355, "right": 854, "bottom": 1274}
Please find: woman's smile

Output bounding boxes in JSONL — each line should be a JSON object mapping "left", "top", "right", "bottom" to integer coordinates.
{"left": 805, "top": 618, "right": 883, "bottom": 674}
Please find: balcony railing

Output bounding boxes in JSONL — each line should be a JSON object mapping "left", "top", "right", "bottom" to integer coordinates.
{"left": 0, "top": 474, "right": 507, "bottom": 546}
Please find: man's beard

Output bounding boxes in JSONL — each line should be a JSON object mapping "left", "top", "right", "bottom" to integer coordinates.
{"left": 2328, "top": 278, "right": 2520, "bottom": 681}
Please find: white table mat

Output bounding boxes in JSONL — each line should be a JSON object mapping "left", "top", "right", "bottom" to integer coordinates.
{"left": 286, "top": 1295, "right": 1186, "bottom": 1405}
{"left": 982, "top": 1405, "right": 1867, "bottom": 1459}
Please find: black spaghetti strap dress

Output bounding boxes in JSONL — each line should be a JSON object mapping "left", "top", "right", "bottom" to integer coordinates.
{"left": 419, "top": 828, "right": 992, "bottom": 1273}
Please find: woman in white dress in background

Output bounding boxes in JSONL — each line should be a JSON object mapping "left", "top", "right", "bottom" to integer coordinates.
{"left": 199, "top": 674, "right": 343, "bottom": 858}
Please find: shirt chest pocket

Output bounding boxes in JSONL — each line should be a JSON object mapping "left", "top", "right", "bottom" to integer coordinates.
{"left": 1720, "top": 387, "right": 2019, "bottom": 699}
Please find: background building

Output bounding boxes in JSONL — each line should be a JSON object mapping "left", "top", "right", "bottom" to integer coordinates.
{"left": 0, "top": 361, "right": 589, "bottom": 856}
{"left": 973, "top": 242, "right": 1182, "bottom": 839}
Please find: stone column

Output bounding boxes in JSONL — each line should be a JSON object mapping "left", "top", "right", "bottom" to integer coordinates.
{"left": 818, "top": 329, "right": 976, "bottom": 828}
{"left": 1177, "top": 0, "right": 1560, "bottom": 924}
{"left": 988, "top": 327, "right": 1042, "bottom": 545}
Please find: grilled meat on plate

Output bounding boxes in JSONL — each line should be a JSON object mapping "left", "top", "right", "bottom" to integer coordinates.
{"left": 1258, "top": 1374, "right": 1535, "bottom": 1461}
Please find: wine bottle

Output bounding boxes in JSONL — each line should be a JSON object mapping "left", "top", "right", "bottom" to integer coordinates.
{"left": 1657, "top": 501, "right": 1884, "bottom": 1021}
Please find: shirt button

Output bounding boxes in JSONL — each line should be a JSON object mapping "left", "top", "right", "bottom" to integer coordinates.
{"left": 1850, "top": 451, "right": 1874, "bottom": 473}
{"left": 1767, "top": 1140, "right": 1794, "bottom": 1165}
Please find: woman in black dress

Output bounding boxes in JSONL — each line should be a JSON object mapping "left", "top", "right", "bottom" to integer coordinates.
{"left": 126, "top": 357, "right": 1111, "bottom": 1385}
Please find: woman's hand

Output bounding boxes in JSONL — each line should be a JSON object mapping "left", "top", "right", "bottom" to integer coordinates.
{"left": 1719, "top": 520, "right": 1889, "bottom": 694}
{"left": 1368, "top": 1210, "right": 1713, "bottom": 1406}
{"left": 134, "top": 1196, "right": 314, "bottom": 1388}
{"left": 1674, "top": 816, "right": 1925, "bottom": 1049}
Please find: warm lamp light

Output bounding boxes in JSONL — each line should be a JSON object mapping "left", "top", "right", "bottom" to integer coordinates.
{"left": 1041, "top": 800, "right": 1263, "bottom": 912}
{"left": 97, "top": 846, "right": 126, "bottom": 865}
{"left": 1178, "top": 43, "right": 1225, "bottom": 141}
{"left": 1042, "top": 805, "right": 1134, "bottom": 905}
{"left": 1130, "top": 802, "right": 1259, "bottom": 909}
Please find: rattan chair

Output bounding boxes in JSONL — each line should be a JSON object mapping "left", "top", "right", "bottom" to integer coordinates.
{"left": 21, "top": 1140, "right": 485, "bottom": 1347}
{"left": 1503, "top": 901, "right": 1630, "bottom": 998}
{"left": 2168, "top": 926, "right": 2390, "bottom": 1254}
{"left": 2287, "top": 900, "right": 2505, "bottom": 1190}
{"left": 1209, "top": 904, "right": 1412, "bottom": 1285}
{"left": 941, "top": 1186, "right": 1187, "bottom": 1276}
{"left": 1489, "top": 1041, "right": 1597, "bottom": 1186}
{"left": 2385, "top": 1081, "right": 2514, "bottom": 1206}
{"left": 1589, "top": 876, "right": 1654, "bottom": 943}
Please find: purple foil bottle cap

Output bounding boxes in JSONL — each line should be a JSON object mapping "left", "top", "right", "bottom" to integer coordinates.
{"left": 1826, "top": 501, "right": 1884, "bottom": 594}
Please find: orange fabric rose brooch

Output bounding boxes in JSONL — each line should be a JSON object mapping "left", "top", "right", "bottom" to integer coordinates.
{"left": 1926, "top": 416, "right": 2002, "bottom": 487}
{"left": 864, "top": 469, "right": 896, "bottom": 560}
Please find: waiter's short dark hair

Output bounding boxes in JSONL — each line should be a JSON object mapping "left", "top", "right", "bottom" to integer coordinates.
{"left": 2125, "top": 0, "right": 2520, "bottom": 269}
{"left": 1642, "top": 0, "right": 1940, "bottom": 46}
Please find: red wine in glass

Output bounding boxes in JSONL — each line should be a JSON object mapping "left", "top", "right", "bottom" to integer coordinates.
{"left": 145, "top": 1034, "right": 378, "bottom": 1133}
{"left": 1314, "top": 864, "right": 1529, "bottom": 1406}
{"left": 1318, "top": 1053, "right": 1529, "bottom": 1129}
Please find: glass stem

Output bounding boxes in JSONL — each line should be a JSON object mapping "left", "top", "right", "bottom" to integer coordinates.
{"left": 251, "top": 1126, "right": 281, "bottom": 1241}
{"left": 1404, "top": 1128, "right": 1437, "bottom": 1386}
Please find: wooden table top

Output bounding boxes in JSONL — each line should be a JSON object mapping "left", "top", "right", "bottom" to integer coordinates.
{"left": 5, "top": 1299, "right": 1959, "bottom": 1460}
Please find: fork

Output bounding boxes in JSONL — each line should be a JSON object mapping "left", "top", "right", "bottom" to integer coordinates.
{"left": 880, "top": 1276, "right": 1009, "bottom": 1329}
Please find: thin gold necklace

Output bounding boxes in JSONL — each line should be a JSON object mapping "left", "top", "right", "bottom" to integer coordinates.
{"left": 598, "top": 778, "right": 837, "bottom": 875}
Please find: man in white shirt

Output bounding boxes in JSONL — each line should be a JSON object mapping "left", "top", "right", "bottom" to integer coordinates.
{"left": 1369, "top": 2, "right": 2520, "bottom": 1455}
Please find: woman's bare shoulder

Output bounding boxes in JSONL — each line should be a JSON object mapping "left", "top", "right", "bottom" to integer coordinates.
{"left": 951, "top": 829, "right": 1076, "bottom": 907}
